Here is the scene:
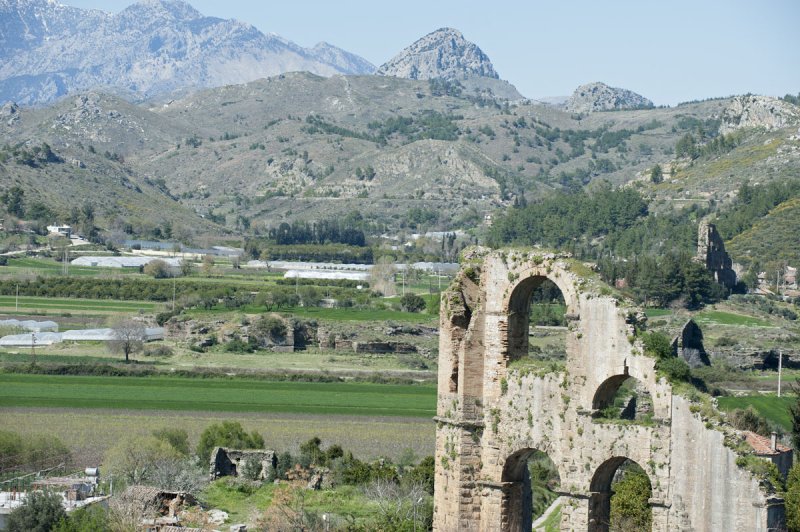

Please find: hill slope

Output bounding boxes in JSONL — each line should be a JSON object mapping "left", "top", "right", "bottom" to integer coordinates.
{"left": 1, "top": 72, "right": 799, "bottom": 245}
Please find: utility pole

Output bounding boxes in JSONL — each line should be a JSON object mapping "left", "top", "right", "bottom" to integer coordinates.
{"left": 778, "top": 349, "right": 783, "bottom": 397}
{"left": 15, "top": 284, "right": 18, "bottom": 312}
{"left": 30, "top": 332, "right": 36, "bottom": 365}
{"left": 172, "top": 277, "right": 176, "bottom": 311}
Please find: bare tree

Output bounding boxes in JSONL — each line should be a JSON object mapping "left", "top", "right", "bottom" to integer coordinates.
{"left": 370, "top": 256, "right": 397, "bottom": 296}
{"left": 109, "top": 318, "right": 146, "bottom": 363}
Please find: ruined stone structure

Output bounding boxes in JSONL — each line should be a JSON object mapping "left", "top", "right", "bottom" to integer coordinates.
{"left": 209, "top": 447, "right": 277, "bottom": 481}
{"left": 671, "top": 319, "right": 710, "bottom": 368}
{"left": 696, "top": 221, "right": 737, "bottom": 289}
{"left": 434, "top": 249, "right": 783, "bottom": 531}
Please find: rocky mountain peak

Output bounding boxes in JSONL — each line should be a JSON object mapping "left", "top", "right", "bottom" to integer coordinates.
{"left": 377, "top": 27, "right": 498, "bottom": 81}
{"left": 564, "top": 82, "right": 653, "bottom": 113}
{"left": 119, "top": 0, "right": 204, "bottom": 21}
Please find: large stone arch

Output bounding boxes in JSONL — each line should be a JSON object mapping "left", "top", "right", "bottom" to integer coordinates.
{"left": 588, "top": 457, "right": 653, "bottom": 532}
{"left": 502, "top": 267, "right": 578, "bottom": 364}
{"left": 433, "top": 249, "right": 785, "bottom": 532}
{"left": 497, "top": 444, "right": 565, "bottom": 532}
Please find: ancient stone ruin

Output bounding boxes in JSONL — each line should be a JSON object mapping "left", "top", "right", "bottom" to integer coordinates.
{"left": 433, "top": 248, "right": 784, "bottom": 531}
{"left": 671, "top": 319, "right": 710, "bottom": 368}
{"left": 209, "top": 447, "right": 277, "bottom": 481}
{"left": 696, "top": 221, "right": 737, "bottom": 290}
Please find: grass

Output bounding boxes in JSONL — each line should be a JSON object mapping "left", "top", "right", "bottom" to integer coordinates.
{"left": 0, "top": 408, "right": 435, "bottom": 467}
{"left": 200, "top": 480, "right": 276, "bottom": 523}
{"left": 644, "top": 308, "right": 672, "bottom": 318}
{"left": 717, "top": 395, "right": 796, "bottom": 431}
{"left": 200, "top": 481, "right": 380, "bottom": 525}
{"left": 0, "top": 351, "right": 138, "bottom": 365}
{"left": 541, "top": 504, "right": 561, "bottom": 532}
{"left": 0, "top": 295, "right": 157, "bottom": 314}
{"left": 0, "top": 373, "right": 437, "bottom": 417}
{"left": 3, "top": 257, "right": 130, "bottom": 277}
{"left": 187, "top": 304, "right": 435, "bottom": 323}
{"left": 694, "top": 310, "right": 773, "bottom": 328}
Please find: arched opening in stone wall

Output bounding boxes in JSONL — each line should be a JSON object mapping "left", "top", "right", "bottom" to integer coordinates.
{"left": 592, "top": 374, "right": 653, "bottom": 423}
{"left": 589, "top": 458, "right": 653, "bottom": 532}
{"left": 501, "top": 448, "right": 562, "bottom": 532}
{"left": 507, "top": 277, "right": 568, "bottom": 370}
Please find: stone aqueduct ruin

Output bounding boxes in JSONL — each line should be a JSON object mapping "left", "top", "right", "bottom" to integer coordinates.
{"left": 433, "top": 249, "right": 784, "bottom": 531}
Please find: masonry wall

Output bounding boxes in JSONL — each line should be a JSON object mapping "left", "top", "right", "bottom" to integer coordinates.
{"left": 669, "top": 396, "right": 781, "bottom": 531}
{"left": 433, "top": 249, "right": 779, "bottom": 532}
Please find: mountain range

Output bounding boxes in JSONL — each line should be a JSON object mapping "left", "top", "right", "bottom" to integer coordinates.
{"left": 1, "top": 0, "right": 798, "bottom": 269}
{"left": 0, "top": 0, "right": 375, "bottom": 106}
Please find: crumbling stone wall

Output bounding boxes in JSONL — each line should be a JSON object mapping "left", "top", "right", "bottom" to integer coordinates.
{"left": 696, "top": 221, "right": 737, "bottom": 289}
{"left": 209, "top": 447, "right": 277, "bottom": 480}
{"left": 671, "top": 319, "right": 710, "bottom": 368}
{"left": 433, "top": 249, "right": 782, "bottom": 531}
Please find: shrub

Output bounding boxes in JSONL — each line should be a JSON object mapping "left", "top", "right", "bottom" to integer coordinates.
{"left": 399, "top": 293, "right": 426, "bottom": 313}
{"left": 143, "top": 345, "right": 173, "bottom": 357}
{"left": 143, "top": 259, "right": 171, "bottom": 279}
{"left": 657, "top": 357, "right": 691, "bottom": 382}
{"left": 53, "top": 504, "right": 108, "bottom": 532}
{"left": 786, "top": 462, "right": 800, "bottom": 532}
{"left": 240, "top": 456, "right": 264, "bottom": 481}
{"left": 196, "top": 421, "right": 264, "bottom": 463}
{"left": 152, "top": 428, "right": 190, "bottom": 456}
{"left": 728, "top": 407, "right": 772, "bottom": 436}
{"left": 642, "top": 332, "right": 673, "bottom": 359}
{"left": 6, "top": 490, "right": 66, "bottom": 532}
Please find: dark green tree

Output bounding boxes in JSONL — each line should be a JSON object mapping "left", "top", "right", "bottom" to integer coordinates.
{"left": 2, "top": 186, "right": 25, "bottom": 217}
{"left": 790, "top": 380, "right": 800, "bottom": 452}
{"left": 786, "top": 462, "right": 800, "bottom": 532}
{"left": 650, "top": 164, "right": 663, "bottom": 184}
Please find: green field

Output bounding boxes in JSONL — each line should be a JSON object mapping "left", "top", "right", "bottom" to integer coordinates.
{"left": 0, "top": 373, "right": 437, "bottom": 417}
{"left": 187, "top": 304, "right": 436, "bottom": 322}
{"left": 717, "top": 395, "right": 795, "bottom": 431}
{"left": 3, "top": 257, "right": 131, "bottom": 277}
{"left": 694, "top": 310, "right": 773, "bottom": 327}
{"left": 0, "top": 295, "right": 157, "bottom": 314}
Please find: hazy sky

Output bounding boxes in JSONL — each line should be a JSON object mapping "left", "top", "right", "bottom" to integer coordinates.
{"left": 64, "top": 0, "right": 800, "bottom": 106}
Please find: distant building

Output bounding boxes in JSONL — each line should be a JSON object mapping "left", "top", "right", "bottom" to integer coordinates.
{"left": 743, "top": 431, "right": 793, "bottom": 478}
{"left": 46, "top": 224, "right": 72, "bottom": 238}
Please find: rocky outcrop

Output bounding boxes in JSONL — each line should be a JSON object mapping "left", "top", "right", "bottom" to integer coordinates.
{"left": 696, "top": 221, "right": 737, "bottom": 289}
{"left": 377, "top": 28, "right": 498, "bottom": 81}
{"left": 0, "top": 0, "right": 374, "bottom": 106}
{"left": 719, "top": 95, "right": 799, "bottom": 134}
{"left": 564, "top": 82, "right": 653, "bottom": 113}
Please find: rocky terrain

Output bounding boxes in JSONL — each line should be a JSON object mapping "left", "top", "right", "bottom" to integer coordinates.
{"left": 564, "top": 81, "right": 654, "bottom": 113}
{"left": 0, "top": 0, "right": 375, "bottom": 106}
{"left": 1, "top": 70, "right": 799, "bottom": 241}
{"left": 719, "top": 94, "right": 800, "bottom": 133}
{"left": 377, "top": 27, "right": 498, "bottom": 81}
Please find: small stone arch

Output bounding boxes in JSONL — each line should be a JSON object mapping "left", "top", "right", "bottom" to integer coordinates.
{"left": 503, "top": 267, "right": 578, "bottom": 363}
{"left": 500, "top": 447, "right": 562, "bottom": 532}
{"left": 589, "top": 457, "right": 653, "bottom": 532}
{"left": 592, "top": 371, "right": 655, "bottom": 421}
